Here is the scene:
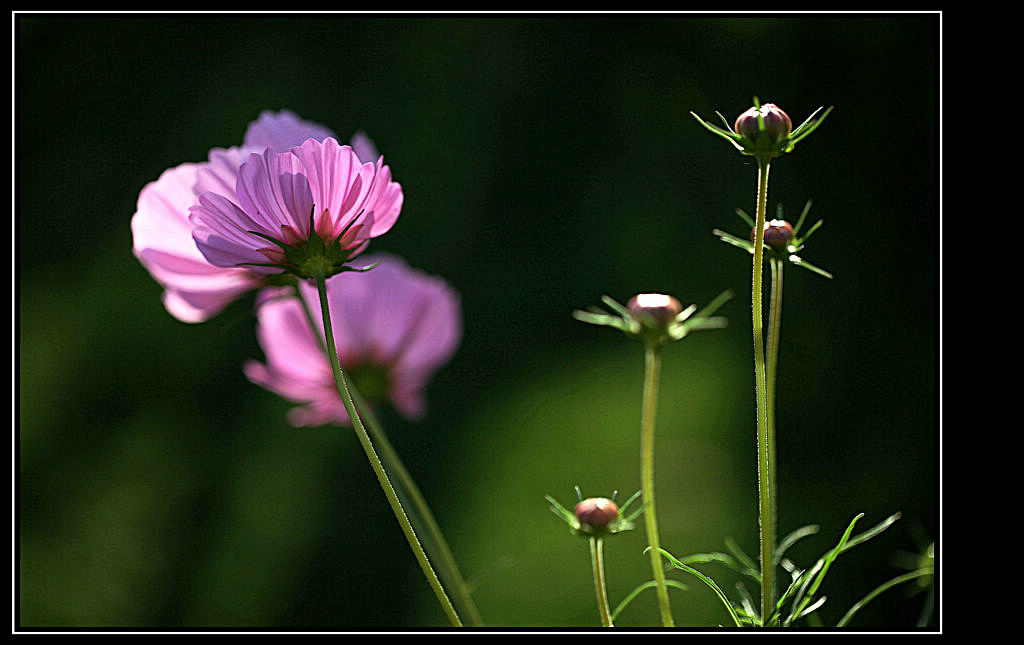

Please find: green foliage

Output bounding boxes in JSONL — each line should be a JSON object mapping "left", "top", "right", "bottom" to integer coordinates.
{"left": 653, "top": 512, "right": 909, "bottom": 627}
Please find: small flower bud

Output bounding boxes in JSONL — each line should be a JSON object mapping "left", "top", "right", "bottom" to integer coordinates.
{"left": 751, "top": 219, "right": 795, "bottom": 251}
{"left": 734, "top": 103, "right": 792, "bottom": 144}
{"left": 627, "top": 293, "right": 683, "bottom": 327}
{"left": 575, "top": 497, "right": 620, "bottom": 531}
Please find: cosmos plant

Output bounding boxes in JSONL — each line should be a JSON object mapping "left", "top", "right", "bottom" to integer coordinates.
{"left": 131, "top": 111, "right": 469, "bottom": 626}
{"left": 132, "top": 104, "right": 933, "bottom": 629}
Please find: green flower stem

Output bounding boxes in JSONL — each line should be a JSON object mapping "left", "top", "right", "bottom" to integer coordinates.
{"left": 349, "top": 385, "right": 484, "bottom": 627}
{"left": 314, "top": 276, "right": 462, "bottom": 627}
{"left": 589, "top": 537, "right": 614, "bottom": 627}
{"left": 641, "top": 343, "right": 674, "bottom": 627}
{"left": 766, "top": 256, "right": 783, "bottom": 603}
{"left": 751, "top": 157, "right": 776, "bottom": 625}
{"left": 292, "top": 284, "right": 481, "bottom": 625}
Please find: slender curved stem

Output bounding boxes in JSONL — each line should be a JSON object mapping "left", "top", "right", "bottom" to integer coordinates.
{"left": 765, "top": 256, "right": 783, "bottom": 605}
{"left": 350, "top": 386, "right": 484, "bottom": 626}
{"left": 640, "top": 343, "right": 674, "bottom": 627}
{"left": 314, "top": 276, "right": 462, "bottom": 627}
{"left": 293, "top": 284, "right": 482, "bottom": 626}
{"left": 295, "top": 285, "right": 481, "bottom": 624}
{"left": 589, "top": 537, "right": 613, "bottom": 627}
{"left": 751, "top": 157, "right": 775, "bottom": 625}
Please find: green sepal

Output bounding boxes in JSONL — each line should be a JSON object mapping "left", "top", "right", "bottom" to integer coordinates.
{"left": 796, "top": 219, "right": 824, "bottom": 245}
{"left": 787, "top": 105, "right": 833, "bottom": 150}
{"left": 734, "top": 207, "right": 755, "bottom": 229}
{"left": 544, "top": 488, "right": 637, "bottom": 540}
{"left": 788, "top": 255, "right": 834, "bottom": 279}
{"left": 792, "top": 199, "right": 814, "bottom": 236}
{"left": 690, "top": 110, "right": 746, "bottom": 153}
{"left": 335, "top": 259, "right": 381, "bottom": 274}
{"left": 673, "top": 289, "right": 732, "bottom": 340}
{"left": 616, "top": 489, "right": 644, "bottom": 523}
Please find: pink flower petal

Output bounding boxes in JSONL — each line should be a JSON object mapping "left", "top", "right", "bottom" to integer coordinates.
{"left": 132, "top": 162, "right": 261, "bottom": 322}
{"left": 243, "top": 109, "right": 337, "bottom": 151}
{"left": 248, "top": 254, "right": 461, "bottom": 426}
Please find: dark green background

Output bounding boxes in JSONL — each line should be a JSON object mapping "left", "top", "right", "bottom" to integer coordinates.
{"left": 17, "top": 14, "right": 939, "bottom": 629}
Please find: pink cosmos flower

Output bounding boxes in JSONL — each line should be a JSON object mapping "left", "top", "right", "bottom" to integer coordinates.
{"left": 189, "top": 136, "right": 403, "bottom": 280}
{"left": 131, "top": 110, "right": 383, "bottom": 322}
{"left": 243, "top": 254, "right": 461, "bottom": 427}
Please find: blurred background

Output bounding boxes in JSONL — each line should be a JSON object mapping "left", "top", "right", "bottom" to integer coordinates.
{"left": 17, "top": 14, "right": 939, "bottom": 630}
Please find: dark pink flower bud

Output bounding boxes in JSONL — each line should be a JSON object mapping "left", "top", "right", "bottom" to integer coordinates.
{"left": 575, "top": 497, "right": 620, "bottom": 530}
{"left": 627, "top": 293, "right": 683, "bottom": 327}
{"left": 734, "top": 103, "right": 792, "bottom": 144}
{"left": 751, "top": 219, "right": 795, "bottom": 251}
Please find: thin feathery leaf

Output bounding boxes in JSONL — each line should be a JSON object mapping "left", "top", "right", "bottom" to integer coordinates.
{"left": 788, "top": 514, "right": 863, "bottom": 624}
{"left": 788, "top": 106, "right": 833, "bottom": 146}
{"left": 678, "top": 552, "right": 759, "bottom": 583}
{"left": 785, "top": 557, "right": 824, "bottom": 626}
{"left": 653, "top": 548, "right": 743, "bottom": 627}
{"left": 790, "top": 106, "right": 825, "bottom": 137}
{"left": 736, "top": 582, "right": 760, "bottom": 625}
{"left": 724, "top": 537, "right": 759, "bottom": 577}
{"left": 610, "top": 579, "right": 689, "bottom": 622}
{"left": 780, "top": 558, "right": 798, "bottom": 577}
{"left": 775, "top": 524, "right": 821, "bottom": 565}
{"left": 795, "top": 596, "right": 827, "bottom": 621}
{"left": 841, "top": 512, "right": 901, "bottom": 554}
{"left": 836, "top": 568, "right": 933, "bottom": 627}
{"left": 769, "top": 568, "right": 808, "bottom": 626}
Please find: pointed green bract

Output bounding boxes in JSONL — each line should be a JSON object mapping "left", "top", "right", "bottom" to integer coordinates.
{"left": 715, "top": 200, "right": 833, "bottom": 278}
{"left": 694, "top": 99, "right": 831, "bottom": 160}
{"left": 574, "top": 291, "right": 731, "bottom": 347}
{"left": 793, "top": 199, "right": 814, "bottom": 235}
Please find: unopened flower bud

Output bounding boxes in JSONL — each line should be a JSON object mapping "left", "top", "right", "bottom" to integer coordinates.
{"left": 734, "top": 103, "right": 792, "bottom": 145}
{"left": 751, "top": 219, "right": 795, "bottom": 251}
{"left": 575, "top": 497, "right": 620, "bottom": 531}
{"left": 627, "top": 293, "right": 683, "bottom": 327}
